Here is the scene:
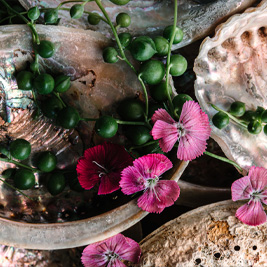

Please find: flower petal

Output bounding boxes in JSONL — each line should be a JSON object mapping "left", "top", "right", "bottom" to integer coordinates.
{"left": 107, "top": 259, "right": 126, "bottom": 267}
{"left": 114, "top": 235, "right": 141, "bottom": 264}
{"left": 81, "top": 242, "right": 108, "bottom": 267}
{"left": 98, "top": 173, "right": 121, "bottom": 195}
{"left": 103, "top": 142, "right": 134, "bottom": 175}
{"left": 248, "top": 166, "right": 267, "bottom": 192}
{"left": 151, "top": 108, "right": 175, "bottom": 124}
{"left": 151, "top": 120, "right": 178, "bottom": 153}
{"left": 235, "top": 199, "right": 267, "bottom": 226}
{"left": 177, "top": 101, "right": 211, "bottom": 161}
{"left": 120, "top": 165, "right": 146, "bottom": 195}
{"left": 81, "top": 234, "right": 141, "bottom": 267}
{"left": 133, "top": 154, "right": 173, "bottom": 179}
{"left": 77, "top": 142, "right": 133, "bottom": 193}
{"left": 77, "top": 155, "right": 100, "bottom": 190}
{"left": 231, "top": 175, "right": 253, "bottom": 201}
{"left": 137, "top": 180, "right": 180, "bottom": 213}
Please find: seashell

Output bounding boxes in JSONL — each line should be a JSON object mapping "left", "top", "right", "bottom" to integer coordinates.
{"left": 0, "top": 24, "right": 188, "bottom": 249}
{"left": 19, "top": 0, "right": 259, "bottom": 50}
{"left": 194, "top": 0, "right": 267, "bottom": 172}
{"left": 139, "top": 200, "right": 267, "bottom": 266}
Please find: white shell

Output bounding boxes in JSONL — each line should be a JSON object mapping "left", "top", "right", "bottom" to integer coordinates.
{"left": 139, "top": 200, "right": 267, "bottom": 266}
{"left": 194, "top": 0, "right": 267, "bottom": 172}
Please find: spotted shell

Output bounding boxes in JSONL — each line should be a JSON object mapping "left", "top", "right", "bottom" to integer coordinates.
{"left": 139, "top": 200, "right": 267, "bottom": 266}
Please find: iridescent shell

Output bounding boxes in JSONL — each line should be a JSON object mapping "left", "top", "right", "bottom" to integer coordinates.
{"left": 139, "top": 200, "right": 267, "bottom": 266}
{"left": 194, "top": 0, "right": 267, "bottom": 172}
{"left": 0, "top": 24, "right": 187, "bottom": 249}
{"left": 19, "top": 0, "right": 259, "bottom": 50}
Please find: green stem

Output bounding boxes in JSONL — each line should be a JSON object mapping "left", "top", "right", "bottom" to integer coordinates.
{"left": 57, "top": 0, "right": 90, "bottom": 9}
{"left": 52, "top": 92, "right": 67, "bottom": 108}
{"left": 165, "top": 0, "right": 178, "bottom": 118}
{"left": 129, "top": 140, "right": 158, "bottom": 152}
{"left": 0, "top": 177, "right": 35, "bottom": 201}
{"left": 0, "top": 0, "right": 29, "bottom": 24}
{"left": 57, "top": 7, "right": 109, "bottom": 24}
{"left": 0, "top": 157, "right": 40, "bottom": 173}
{"left": 115, "top": 119, "right": 147, "bottom": 126}
{"left": 138, "top": 74, "right": 149, "bottom": 121}
{"left": 94, "top": 0, "right": 137, "bottom": 74}
{"left": 204, "top": 151, "right": 243, "bottom": 173}
{"left": 0, "top": 12, "right": 27, "bottom": 24}
{"left": 210, "top": 103, "right": 248, "bottom": 129}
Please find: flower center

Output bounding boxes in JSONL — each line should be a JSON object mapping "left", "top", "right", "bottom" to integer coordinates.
{"left": 251, "top": 191, "right": 262, "bottom": 200}
{"left": 92, "top": 161, "right": 109, "bottom": 177}
{"left": 176, "top": 122, "right": 186, "bottom": 136}
{"left": 146, "top": 176, "right": 159, "bottom": 188}
{"left": 105, "top": 251, "right": 120, "bottom": 262}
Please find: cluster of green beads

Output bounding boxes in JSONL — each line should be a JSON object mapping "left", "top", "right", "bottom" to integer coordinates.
{"left": 212, "top": 101, "right": 267, "bottom": 135}
{"left": 0, "top": 138, "right": 66, "bottom": 195}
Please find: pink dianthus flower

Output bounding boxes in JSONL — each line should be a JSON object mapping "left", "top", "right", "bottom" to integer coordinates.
{"left": 81, "top": 233, "right": 141, "bottom": 267}
{"left": 151, "top": 100, "right": 211, "bottom": 161}
{"left": 232, "top": 166, "right": 267, "bottom": 226}
{"left": 77, "top": 142, "right": 133, "bottom": 195}
{"left": 120, "top": 153, "right": 180, "bottom": 213}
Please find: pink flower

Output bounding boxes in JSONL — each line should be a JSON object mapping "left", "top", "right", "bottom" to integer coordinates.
{"left": 120, "top": 154, "right": 180, "bottom": 213}
{"left": 77, "top": 142, "right": 133, "bottom": 195}
{"left": 231, "top": 166, "right": 267, "bottom": 226}
{"left": 151, "top": 101, "right": 211, "bottom": 161}
{"left": 81, "top": 233, "right": 141, "bottom": 267}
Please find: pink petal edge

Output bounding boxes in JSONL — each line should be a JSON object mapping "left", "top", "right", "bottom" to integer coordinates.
{"left": 236, "top": 199, "right": 267, "bottom": 226}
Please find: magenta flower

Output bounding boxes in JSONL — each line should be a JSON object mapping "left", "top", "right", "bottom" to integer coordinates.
{"left": 120, "top": 154, "right": 180, "bottom": 213}
{"left": 77, "top": 142, "right": 133, "bottom": 195}
{"left": 81, "top": 233, "right": 141, "bottom": 267}
{"left": 231, "top": 166, "right": 267, "bottom": 226}
{"left": 151, "top": 101, "right": 211, "bottom": 161}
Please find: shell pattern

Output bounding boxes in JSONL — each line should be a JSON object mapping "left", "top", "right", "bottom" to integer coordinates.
{"left": 139, "top": 200, "right": 267, "bottom": 266}
{"left": 194, "top": 0, "right": 267, "bottom": 172}
{"left": 19, "top": 0, "right": 259, "bottom": 50}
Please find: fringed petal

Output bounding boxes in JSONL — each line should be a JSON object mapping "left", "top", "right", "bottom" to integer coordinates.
{"left": 231, "top": 176, "right": 253, "bottom": 201}
{"left": 235, "top": 199, "right": 266, "bottom": 226}
{"left": 151, "top": 108, "right": 175, "bottom": 124}
{"left": 151, "top": 120, "right": 178, "bottom": 152}
{"left": 132, "top": 154, "right": 173, "bottom": 178}
{"left": 137, "top": 180, "right": 180, "bottom": 213}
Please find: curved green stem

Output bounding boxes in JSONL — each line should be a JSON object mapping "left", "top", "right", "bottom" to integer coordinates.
{"left": 0, "top": 0, "right": 29, "bottom": 24}
{"left": 0, "top": 157, "right": 40, "bottom": 173}
{"left": 94, "top": 0, "right": 137, "bottom": 74}
{"left": 115, "top": 119, "right": 147, "bottom": 126}
{"left": 165, "top": 0, "right": 178, "bottom": 118}
{"left": 138, "top": 74, "right": 149, "bottom": 121}
{"left": 0, "top": 176, "right": 35, "bottom": 201}
{"left": 204, "top": 151, "right": 243, "bottom": 173}
{"left": 57, "top": 0, "right": 90, "bottom": 9}
{"left": 52, "top": 92, "right": 67, "bottom": 108}
{"left": 0, "top": 12, "right": 27, "bottom": 23}
{"left": 210, "top": 103, "right": 248, "bottom": 129}
{"left": 129, "top": 140, "right": 158, "bottom": 152}
{"left": 57, "top": 7, "right": 109, "bottom": 24}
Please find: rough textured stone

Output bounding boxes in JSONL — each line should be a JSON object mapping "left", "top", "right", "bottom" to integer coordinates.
{"left": 139, "top": 200, "right": 267, "bottom": 267}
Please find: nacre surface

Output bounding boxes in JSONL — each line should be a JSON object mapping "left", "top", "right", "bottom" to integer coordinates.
{"left": 0, "top": 24, "right": 188, "bottom": 249}
{"left": 19, "top": 0, "right": 259, "bottom": 50}
{"left": 194, "top": 0, "right": 267, "bottom": 172}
